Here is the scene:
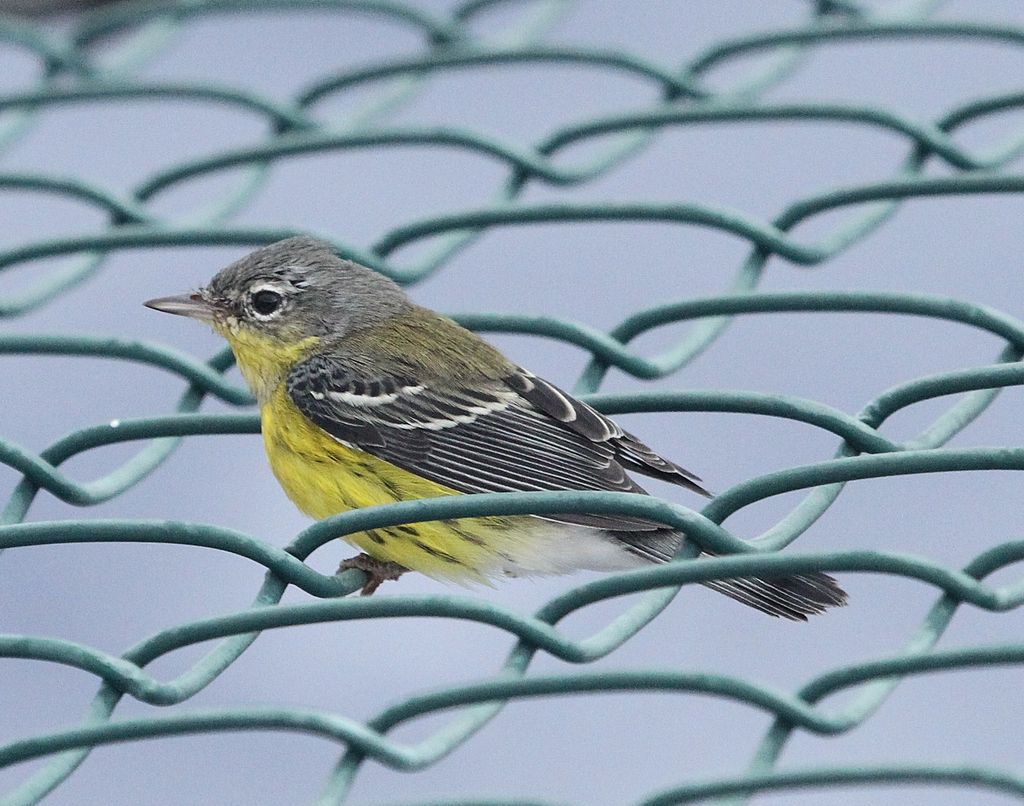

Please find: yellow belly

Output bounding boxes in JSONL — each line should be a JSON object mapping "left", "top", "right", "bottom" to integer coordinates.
{"left": 260, "top": 385, "right": 522, "bottom": 581}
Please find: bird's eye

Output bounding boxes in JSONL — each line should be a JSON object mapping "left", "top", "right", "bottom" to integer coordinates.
{"left": 250, "top": 289, "right": 283, "bottom": 316}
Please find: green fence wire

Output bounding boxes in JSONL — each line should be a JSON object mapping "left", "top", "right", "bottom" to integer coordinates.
{"left": 2, "top": 0, "right": 1024, "bottom": 803}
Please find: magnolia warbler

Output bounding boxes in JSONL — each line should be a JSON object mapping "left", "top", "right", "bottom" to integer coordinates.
{"left": 145, "top": 237, "right": 846, "bottom": 618}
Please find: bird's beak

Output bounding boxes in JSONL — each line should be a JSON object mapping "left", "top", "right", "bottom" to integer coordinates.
{"left": 144, "top": 293, "right": 218, "bottom": 323}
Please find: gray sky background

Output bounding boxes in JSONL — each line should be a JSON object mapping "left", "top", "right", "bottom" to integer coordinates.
{"left": 2, "top": 1, "right": 1024, "bottom": 804}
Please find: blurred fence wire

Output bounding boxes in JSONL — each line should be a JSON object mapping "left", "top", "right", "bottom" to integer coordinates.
{"left": 2, "top": 0, "right": 1024, "bottom": 803}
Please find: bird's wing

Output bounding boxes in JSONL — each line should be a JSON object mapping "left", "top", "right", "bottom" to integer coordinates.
{"left": 505, "top": 369, "right": 709, "bottom": 496}
{"left": 286, "top": 357, "right": 704, "bottom": 531}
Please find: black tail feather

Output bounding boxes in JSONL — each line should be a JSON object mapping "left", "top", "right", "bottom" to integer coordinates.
{"left": 614, "top": 531, "right": 848, "bottom": 621}
{"left": 702, "top": 571, "right": 847, "bottom": 621}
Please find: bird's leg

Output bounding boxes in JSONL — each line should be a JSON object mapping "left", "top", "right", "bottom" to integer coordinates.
{"left": 337, "top": 553, "right": 407, "bottom": 596}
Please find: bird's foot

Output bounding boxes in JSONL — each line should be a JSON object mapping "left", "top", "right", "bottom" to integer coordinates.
{"left": 337, "top": 553, "right": 407, "bottom": 596}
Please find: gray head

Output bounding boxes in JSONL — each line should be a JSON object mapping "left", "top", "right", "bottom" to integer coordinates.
{"left": 145, "top": 236, "right": 411, "bottom": 343}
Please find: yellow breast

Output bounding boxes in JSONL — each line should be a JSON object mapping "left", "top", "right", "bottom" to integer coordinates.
{"left": 219, "top": 324, "right": 536, "bottom": 581}
{"left": 260, "top": 384, "right": 522, "bottom": 580}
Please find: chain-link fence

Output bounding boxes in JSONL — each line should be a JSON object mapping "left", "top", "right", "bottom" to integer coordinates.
{"left": 2, "top": 1, "right": 1024, "bottom": 804}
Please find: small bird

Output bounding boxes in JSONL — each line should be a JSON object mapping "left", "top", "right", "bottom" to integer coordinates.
{"left": 146, "top": 236, "right": 846, "bottom": 619}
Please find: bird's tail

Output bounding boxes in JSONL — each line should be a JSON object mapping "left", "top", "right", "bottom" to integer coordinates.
{"left": 700, "top": 570, "right": 847, "bottom": 621}
{"left": 615, "top": 531, "right": 847, "bottom": 621}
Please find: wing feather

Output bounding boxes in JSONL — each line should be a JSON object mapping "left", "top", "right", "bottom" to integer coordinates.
{"left": 286, "top": 355, "right": 702, "bottom": 530}
{"left": 509, "top": 369, "right": 709, "bottom": 495}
